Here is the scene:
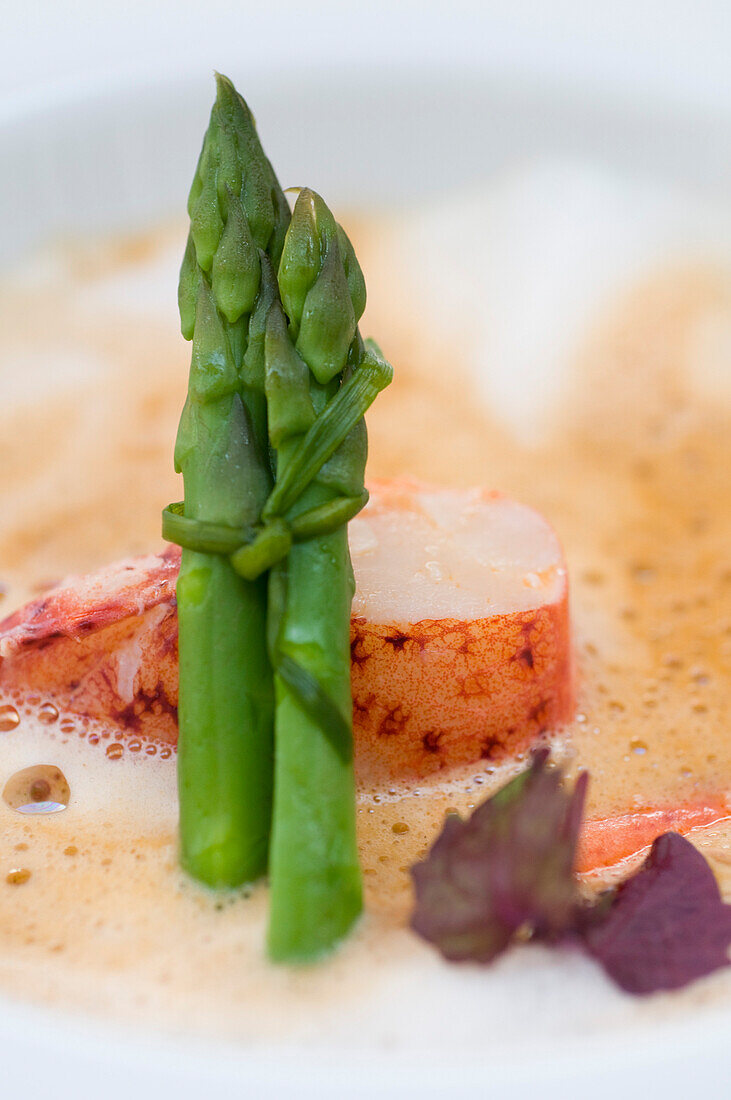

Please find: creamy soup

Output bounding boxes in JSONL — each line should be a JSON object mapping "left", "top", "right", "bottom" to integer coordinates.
{"left": 0, "top": 164, "right": 729, "bottom": 1046}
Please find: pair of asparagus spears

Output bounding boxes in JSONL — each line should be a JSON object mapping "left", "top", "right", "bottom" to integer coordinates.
{"left": 168, "top": 74, "right": 391, "bottom": 961}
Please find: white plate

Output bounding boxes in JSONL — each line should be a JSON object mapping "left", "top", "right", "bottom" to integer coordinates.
{"left": 1, "top": 58, "right": 730, "bottom": 1100}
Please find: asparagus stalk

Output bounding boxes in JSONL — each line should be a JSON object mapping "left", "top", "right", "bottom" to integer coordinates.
{"left": 174, "top": 74, "right": 289, "bottom": 887}
{"left": 265, "top": 190, "right": 373, "bottom": 960}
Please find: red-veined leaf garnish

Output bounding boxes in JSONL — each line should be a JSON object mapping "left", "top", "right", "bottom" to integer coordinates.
{"left": 411, "top": 753, "right": 731, "bottom": 995}
{"left": 581, "top": 832, "right": 731, "bottom": 994}
{"left": 410, "top": 750, "right": 587, "bottom": 962}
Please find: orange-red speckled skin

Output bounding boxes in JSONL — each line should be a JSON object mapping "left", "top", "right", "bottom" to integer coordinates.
{"left": 0, "top": 547, "right": 181, "bottom": 743}
{"left": 351, "top": 595, "right": 573, "bottom": 782}
{"left": 0, "top": 543, "right": 573, "bottom": 776}
{"left": 1, "top": 550, "right": 726, "bottom": 872}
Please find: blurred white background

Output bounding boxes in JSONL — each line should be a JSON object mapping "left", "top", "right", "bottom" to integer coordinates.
{"left": 2, "top": 0, "right": 729, "bottom": 115}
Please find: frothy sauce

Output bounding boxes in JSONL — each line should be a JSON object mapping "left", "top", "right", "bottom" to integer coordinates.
{"left": 0, "top": 166, "right": 730, "bottom": 1046}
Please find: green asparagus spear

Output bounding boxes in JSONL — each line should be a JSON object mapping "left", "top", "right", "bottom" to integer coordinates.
{"left": 171, "top": 78, "right": 393, "bottom": 959}
{"left": 173, "top": 74, "right": 289, "bottom": 888}
{"left": 266, "top": 189, "right": 381, "bottom": 961}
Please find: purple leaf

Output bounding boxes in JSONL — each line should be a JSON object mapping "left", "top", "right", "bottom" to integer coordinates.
{"left": 410, "top": 751, "right": 587, "bottom": 963}
{"left": 582, "top": 832, "right": 731, "bottom": 994}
